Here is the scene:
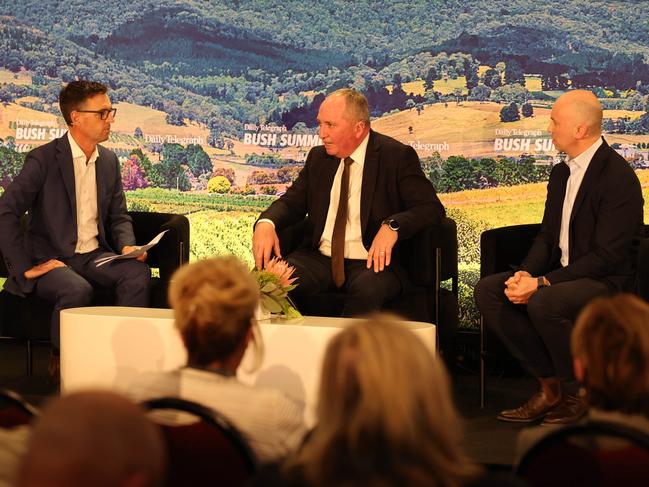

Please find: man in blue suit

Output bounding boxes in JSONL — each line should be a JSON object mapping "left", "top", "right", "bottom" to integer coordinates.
{"left": 0, "top": 81, "right": 150, "bottom": 370}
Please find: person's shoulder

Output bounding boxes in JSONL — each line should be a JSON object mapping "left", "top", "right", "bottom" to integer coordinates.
{"left": 305, "top": 144, "right": 328, "bottom": 160}
{"left": 25, "top": 137, "right": 61, "bottom": 160}
{"left": 97, "top": 144, "right": 118, "bottom": 162}
{"left": 371, "top": 130, "right": 411, "bottom": 152}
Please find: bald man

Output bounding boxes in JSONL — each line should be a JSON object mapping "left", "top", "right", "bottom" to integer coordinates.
{"left": 17, "top": 391, "right": 165, "bottom": 487}
{"left": 475, "top": 90, "right": 644, "bottom": 425}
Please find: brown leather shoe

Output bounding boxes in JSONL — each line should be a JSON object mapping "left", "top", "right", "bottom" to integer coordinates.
{"left": 541, "top": 394, "right": 586, "bottom": 426}
{"left": 497, "top": 392, "right": 560, "bottom": 423}
{"left": 48, "top": 351, "right": 60, "bottom": 385}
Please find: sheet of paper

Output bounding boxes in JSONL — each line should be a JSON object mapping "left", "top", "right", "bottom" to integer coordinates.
{"left": 94, "top": 229, "right": 169, "bottom": 267}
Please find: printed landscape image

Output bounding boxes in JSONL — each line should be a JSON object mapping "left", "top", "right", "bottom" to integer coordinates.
{"left": 1, "top": 0, "right": 648, "bottom": 328}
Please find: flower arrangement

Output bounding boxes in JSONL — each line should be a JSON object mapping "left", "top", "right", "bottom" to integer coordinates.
{"left": 253, "top": 258, "right": 302, "bottom": 319}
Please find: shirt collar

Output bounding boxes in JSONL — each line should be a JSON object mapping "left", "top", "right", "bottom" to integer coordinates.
{"left": 346, "top": 131, "right": 370, "bottom": 168}
{"left": 567, "top": 137, "right": 603, "bottom": 171}
{"left": 67, "top": 131, "right": 99, "bottom": 165}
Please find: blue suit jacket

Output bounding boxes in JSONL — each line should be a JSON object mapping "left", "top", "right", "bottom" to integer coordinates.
{"left": 0, "top": 134, "right": 135, "bottom": 296}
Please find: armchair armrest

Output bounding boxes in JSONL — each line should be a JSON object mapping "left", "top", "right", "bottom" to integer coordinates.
{"left": 479, "top": 223, "right": 541, "bottom": 278}
{"left": 128, "top": 212, "right": 190, "bottom": 280}
{"left": 400, "top": 217, "right": 458, "bottom": 289}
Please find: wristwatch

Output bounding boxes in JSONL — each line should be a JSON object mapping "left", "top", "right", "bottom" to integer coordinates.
{"left": 537, "top": 276, "right": 548, "bottom": 288}
{"left": 382, "top": 218, "right": 400, "bottom": 232}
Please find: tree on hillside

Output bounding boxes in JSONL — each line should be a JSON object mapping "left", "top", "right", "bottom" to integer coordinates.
{"left": 208, "top": 176, "right": 231, "bottom": 194}
{"left": 0, "top": 146, "right": 24, "bottom": 189}
{"left": 186, "top": 144, "right": 212, "bottom": 177}
{"left": 425, "top": 67, "right": 438, "bottom": 90}
{"left": 505, "top": 60, "right": 525, "bottom": 85}
{"left": 134, "top": 127, "right": 143, "bottom": 139}
{"left": 500, "top": 102, "right": 520, "bottom": 122}
{"left": 120, "top": 155, "right": 147, "bottom": 190}
{"left": 212, "top": 167, "right": 236, "bottom": 185}
{"left": 159, "top": 144, "right": 190, "bottom": 190}
{"left": 522, "top": 102, "right": 534, "bottom": 118}
{"left": 277, "top": 165, "right": 301, "bottom": 183}
{"left": 483, "top": 68, "right": 502, "bottom": 89}
{"left": 490, "top": 84, "right": 529, "bottom": 105}
{"left": 469, "top": 84, "right": 491, "bottom": 101}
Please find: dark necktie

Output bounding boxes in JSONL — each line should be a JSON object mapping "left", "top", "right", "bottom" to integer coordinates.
{"left": 331, "top": 157, "right": 354, "bottom": 288}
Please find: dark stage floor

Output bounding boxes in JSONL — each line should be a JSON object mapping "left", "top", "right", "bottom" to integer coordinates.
{"left": 0, "top": 341, "right": 536, "bottom": 468}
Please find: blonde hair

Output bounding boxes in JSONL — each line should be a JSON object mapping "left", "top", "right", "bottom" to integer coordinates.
{"left": 572, "top": 293, "right": 649, "bottom": 415}
{"left": 168, "top": 256, "right": 262, "bottom": 368}
{"left": 289, "top": 314, "right": 481, "bottom": 487}
{"left": 328, "top": 88, "right": 371, "bottom": 127}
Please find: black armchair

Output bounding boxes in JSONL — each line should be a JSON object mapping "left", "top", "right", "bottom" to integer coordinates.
{"left": 479, "top": 223, "right": 541, "bottom": 408}
{"left": 635, "top": 225, "right": 649, "bottom": 301}
{"left": 277, "top": 217, "right": 458, "bottom": 348}
{"left": 128, "top": 211, "right": 190, "bottom": 308}
{"left": 479, "top": 222, "right": 649, "bottom": 407}
{"left": 0, "top": 211, "right": 189, "bottom": 374}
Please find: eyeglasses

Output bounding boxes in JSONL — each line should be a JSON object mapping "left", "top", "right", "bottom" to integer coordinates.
{"left": 76, "top": 108, "right": 117, "bottom": 120}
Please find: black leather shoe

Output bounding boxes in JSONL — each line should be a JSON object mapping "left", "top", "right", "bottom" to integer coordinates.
{"left": 497, "top": 392, "right": 560, "bottom": 423}
{"left": 541, "top": 394, "right": 586, "bottom": 426}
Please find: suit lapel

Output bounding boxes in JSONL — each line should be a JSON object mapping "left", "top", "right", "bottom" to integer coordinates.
{"left": 57, "top": 136, "right": 77, "bottom": 230}
{"left": 569, "top": 141, "right": 608, "bottom": 226}
{"left": 95, "top": 147, "right": 107, "bottom": 221}
{"left": 360, "top": 131, "right": 379, "bottom": 235}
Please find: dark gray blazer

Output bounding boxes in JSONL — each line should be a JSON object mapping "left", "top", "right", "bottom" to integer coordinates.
{"left": 0, "top": 134, "right": 135, "bottom": 296}
{"left": 520, "top": 138, "right": 644, "bottom": 291}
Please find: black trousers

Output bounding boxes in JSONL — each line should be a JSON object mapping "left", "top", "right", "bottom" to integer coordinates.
{"left": 286, "top": 249, "right": 402, "bottom": 318}
{"left": 34, "top": 248, "right": 151, "bottom": 349}
{"left": 474, "top": 271, "right": 610, "bottom": 394}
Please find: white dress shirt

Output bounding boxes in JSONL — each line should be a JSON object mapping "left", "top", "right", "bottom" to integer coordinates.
{"left": 559, "top": 137, "right": 603, "bottom": 266}
{"left": 67, "top": 131, "right": 100, "bottom": 254}
{"left": 318, "top": 132, "right": 370, "bottom": 260}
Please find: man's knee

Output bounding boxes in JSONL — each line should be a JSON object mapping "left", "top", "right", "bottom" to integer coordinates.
{"left": 118, "top": 262, "right": 151, "bottom": 290}
{"left": 474, "top": 272, "right": 508, "bottom": 311}
{"left": 347, "top": 270, "right": 399, "bottom": 303}
{"left": 60, "top": 279, "right": 94, "bottom": 308}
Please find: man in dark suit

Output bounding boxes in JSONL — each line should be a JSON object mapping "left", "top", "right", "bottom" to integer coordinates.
{"left": 252, "top": 88, "right": 444, "bottom": 317}
{"left": 0, "top": 81, "right": 150, "bottom": 368}
{"left": 475, "top": 90, "right": 644, "bottom": 425}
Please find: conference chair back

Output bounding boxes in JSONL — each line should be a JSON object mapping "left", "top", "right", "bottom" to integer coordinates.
{"left": 516, "top": 420, "right": 649, "bottom": 487}
{"left": 142, "top": 397, "right": 257, "bottom": 487}
{"left": 0, "top": 389, "right": 38, "bottom": 429}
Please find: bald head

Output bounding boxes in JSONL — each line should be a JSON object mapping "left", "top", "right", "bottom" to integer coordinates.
{"left": 548, "top": 90, "right": 603, "bottom": 157}
{"left": 18, "top": 391, "right": 165, "bottom": 487}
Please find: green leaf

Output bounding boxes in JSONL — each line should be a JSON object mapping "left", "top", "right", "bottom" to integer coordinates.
{"left": 260, "top": 283, "right": 277, "bottom": 293}
{"left": 261, "top": 294, "right": 282, "bottom": 313}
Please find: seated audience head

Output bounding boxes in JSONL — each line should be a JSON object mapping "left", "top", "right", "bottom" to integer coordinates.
{"left": 547, "top": 89, "right": 602, "bottom": 158}
{"left": 17, "top": 391, "right": 165, "bottom": 487}
{"left": 292, "top": 314, "right": 480, "bottom": 487}
{"left": 572, "top": 293, "right": 649, "bottom": 415}
{"left": 169, "top": 255, "right": 262, "bottom": 371}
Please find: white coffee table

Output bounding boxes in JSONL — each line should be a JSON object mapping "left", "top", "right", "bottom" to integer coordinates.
{"left": 60, "top": 306, "right": 435, "bottom": 424}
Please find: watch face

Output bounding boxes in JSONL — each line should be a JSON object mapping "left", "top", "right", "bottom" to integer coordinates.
{"left": 389, "top": 220, "right": 399, "bottom": 231}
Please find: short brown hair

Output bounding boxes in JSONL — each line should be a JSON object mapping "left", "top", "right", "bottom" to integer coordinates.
{"left": 59, "top": 81, "right": 108, "bottom": 126}
{"left": 572, "top": 293, "right": 649, "bottom": 415}
{"left": 168, "top": 256, "right": 261, "bottom": 367}
{"left": 328, "top": 88, "right": 371, "bottom": 127}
